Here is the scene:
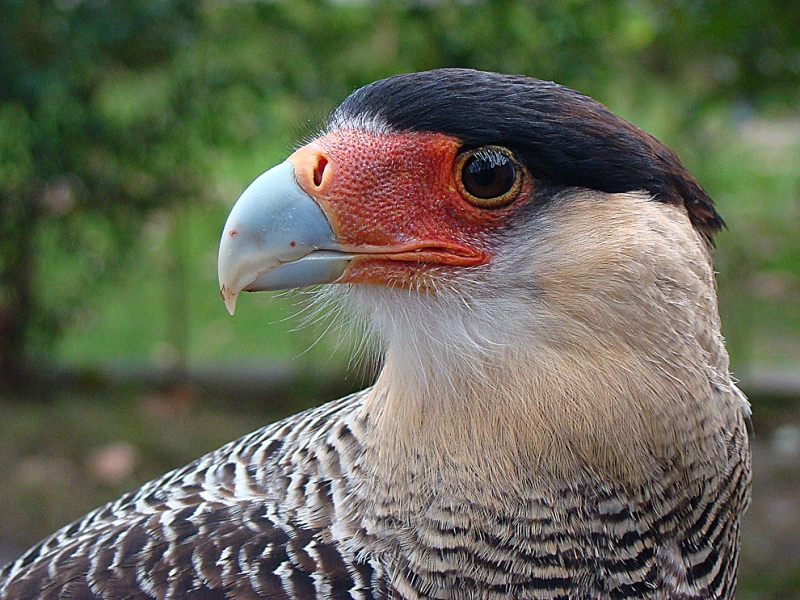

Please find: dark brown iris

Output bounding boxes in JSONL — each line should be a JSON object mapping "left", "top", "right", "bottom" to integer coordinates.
{"left": 456, "top": 146, "right": 522, "bottom": 208}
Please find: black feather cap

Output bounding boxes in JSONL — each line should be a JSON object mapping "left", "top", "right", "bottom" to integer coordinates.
{"left": 330, "top": 68, "right": 724, "bottom": 240}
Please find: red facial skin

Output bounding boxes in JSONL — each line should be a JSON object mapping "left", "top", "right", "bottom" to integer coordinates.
{"left": 288, "top": 130, "right": 530, "bottom": 287}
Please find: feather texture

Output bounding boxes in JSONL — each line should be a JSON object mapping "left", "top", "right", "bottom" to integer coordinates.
{"left": 0, "top": 388, "right": 750, "bottom": 600}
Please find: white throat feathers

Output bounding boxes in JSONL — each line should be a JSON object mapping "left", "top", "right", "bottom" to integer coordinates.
{"left": 322, "top": 191, "right": 746, "bottom": 497}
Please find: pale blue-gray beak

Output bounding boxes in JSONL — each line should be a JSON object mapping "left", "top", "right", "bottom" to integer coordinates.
{"left": 218, "top": 161, "right": 353, "bottom": 315}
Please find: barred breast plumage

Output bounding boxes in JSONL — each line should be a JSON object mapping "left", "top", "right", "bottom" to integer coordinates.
{"left": 0, "top": 69, "right": 751, "bottom": 599}
{"left": 0, "top": 388, "right": 750, "bottom": 599}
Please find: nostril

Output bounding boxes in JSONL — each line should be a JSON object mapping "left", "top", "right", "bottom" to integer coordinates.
{"left": 313, "top": 156, "right": 328, "bottom": 188}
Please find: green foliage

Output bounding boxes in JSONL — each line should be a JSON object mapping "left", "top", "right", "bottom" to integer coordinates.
{"left": 0, "top": 103, "right": 33, "bottom": 193}
{"left": 0, "top": 0, "right": 207, "bottom": 383}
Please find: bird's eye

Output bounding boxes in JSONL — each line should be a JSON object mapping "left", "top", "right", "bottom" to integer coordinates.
{"left": 455, "top": 146, "right": 522, "bottom": 208}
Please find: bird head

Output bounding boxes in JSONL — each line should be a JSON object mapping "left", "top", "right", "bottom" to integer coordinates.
{"left": 218, "top": 68, "right": 723, "bottom": 363}
{"left": 218, "top": 69, "right": 737, "bottom": 482}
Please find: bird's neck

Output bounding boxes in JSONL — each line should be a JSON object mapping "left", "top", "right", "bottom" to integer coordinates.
{"left": 357, "top": 199, "right": 738, "bottom": 499}
{"left": 363, "top": 337, "right": 720, "bottom": 500}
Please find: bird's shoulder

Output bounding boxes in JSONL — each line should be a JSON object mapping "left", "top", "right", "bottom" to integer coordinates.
{"left": 0, "top": 390, "right": 379, "bottom": 600}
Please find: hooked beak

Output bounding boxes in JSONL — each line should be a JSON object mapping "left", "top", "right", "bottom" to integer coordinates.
{"left": 217, "top": 161, "right": 352, "bottom": 315}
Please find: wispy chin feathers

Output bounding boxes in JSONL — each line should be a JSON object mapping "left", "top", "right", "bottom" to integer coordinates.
{"left": 306, "top": 269, "right": 523, "bottom": 398}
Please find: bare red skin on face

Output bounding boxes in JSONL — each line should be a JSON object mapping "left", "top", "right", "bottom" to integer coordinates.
{"left": 288, "top": 130, "right": 527, "bottom": 287}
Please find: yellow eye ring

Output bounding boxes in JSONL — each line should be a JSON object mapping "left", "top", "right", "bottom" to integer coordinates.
{"left": 454, "top": 145, "right": 523, "bottom": 208}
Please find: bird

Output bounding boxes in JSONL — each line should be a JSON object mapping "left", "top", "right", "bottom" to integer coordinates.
{"left": 0, "top": 68, "right": 751, "bottom": 599}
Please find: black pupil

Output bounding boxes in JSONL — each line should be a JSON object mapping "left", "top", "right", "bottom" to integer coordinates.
{"left": 462, "top": 149, "right": 515, "bottom": 199}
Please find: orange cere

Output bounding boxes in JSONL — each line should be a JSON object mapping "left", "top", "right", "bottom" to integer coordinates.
{"left": 288, "top": 130, "right": 518, "bottom": 286}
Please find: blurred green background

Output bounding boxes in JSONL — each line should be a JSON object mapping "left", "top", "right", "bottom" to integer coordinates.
{"left": 0, "top": 0, "right": 799, "bottom": 597}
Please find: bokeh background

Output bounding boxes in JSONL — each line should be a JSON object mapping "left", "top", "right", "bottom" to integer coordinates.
{"left": 1, "top": 1, "right": 799, "bottom": 596}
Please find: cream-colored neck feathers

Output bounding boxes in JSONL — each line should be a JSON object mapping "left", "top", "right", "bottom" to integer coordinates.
{"left": 343, "top": 191, "right": 742, "bottom": 500}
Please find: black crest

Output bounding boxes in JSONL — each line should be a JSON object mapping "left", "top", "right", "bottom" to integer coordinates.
{"left": 331, "top": 68, "right": 723, "bottom": 239}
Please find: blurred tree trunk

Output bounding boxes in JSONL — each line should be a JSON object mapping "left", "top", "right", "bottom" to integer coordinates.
{"left": 0, "top": 188, "right": 37, "bottom": 392}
